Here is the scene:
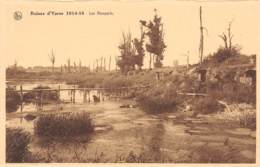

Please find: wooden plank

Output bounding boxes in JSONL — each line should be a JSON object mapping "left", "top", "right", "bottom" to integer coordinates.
{"left": 6, "top": 85, "right": 152, "bottom": 92}
{"left": 177, "top": 92, "right": 208, "bottom": 96}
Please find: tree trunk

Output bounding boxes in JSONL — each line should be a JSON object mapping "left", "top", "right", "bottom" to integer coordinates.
{"left": 149, "top": 53, "right": 152, "bottom": 69}
{"left": 109, "top": 55, "right": 111, "bottom": 71}
{"left": 152, "top": 55, "right": 155, "bottom": 68}
{"left": 199, "top": 6, "right": 204, "bottom": 64}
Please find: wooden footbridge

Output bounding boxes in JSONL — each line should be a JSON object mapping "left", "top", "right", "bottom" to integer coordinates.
{"left": 7, "top": 84, "right": 151, "bottom": 112}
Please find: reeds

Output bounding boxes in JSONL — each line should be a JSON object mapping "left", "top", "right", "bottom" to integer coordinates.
{"left": 6, "top": 128, "right": 31, "bottom": 162}
{"left": 6, "top": 88, "right": 21, "bottom": 113}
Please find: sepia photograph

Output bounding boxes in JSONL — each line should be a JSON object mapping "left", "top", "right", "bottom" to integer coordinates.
{"left": 1, "top": 0, "right": 259, "bottom": 164}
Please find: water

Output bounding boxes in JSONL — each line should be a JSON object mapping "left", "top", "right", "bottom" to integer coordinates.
{"left": 6, "top": 81, "right": 256, "bottom": 163}
{"left": 7, "top": 81, "right": 106, "bottom": 113}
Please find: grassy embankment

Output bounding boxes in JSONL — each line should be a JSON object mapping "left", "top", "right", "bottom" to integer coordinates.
{"left": 55, "top": 48, "right": 256, "bottom": 129}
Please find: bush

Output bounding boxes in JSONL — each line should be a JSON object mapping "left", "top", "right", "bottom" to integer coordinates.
{"left": 63, "top": 73, "right": 106, "bottom": 88}
{"left": 102, "top": 75, "right": 133, "bottom": 89}
{"left": 23, "top": 85, "right": 59, "bottom": 103}
{"left": 192, "top": 97, "right": 224, "bottom": 114}
{"left": 6, "top": 88, "right": 21, "bottom": 113}
{"left": 6, "top": 128, "right": 31, "bottom": 162}
{"left": 34, "top": 112, "right": 94, "bottom": 137}
{"left": 202, "top": 47, "right": 241, "bottom": 66}
{"left": 208, "top": 82, "right": 256, "bottom": 105}
{"left": 137, "top": 84, "right": 183, "bottom": 113}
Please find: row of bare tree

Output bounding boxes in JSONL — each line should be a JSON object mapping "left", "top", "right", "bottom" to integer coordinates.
{"left": 48, "top": 50, "right": 116, "bottom": 73}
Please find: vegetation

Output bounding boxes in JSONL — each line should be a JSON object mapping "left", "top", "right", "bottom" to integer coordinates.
{"left": 117, "top": 9, "right": 166, "bottom": 73}
{"left": 34, "top": 112, "right": 94, "bottom": 137}
{"left": 137, "top": 83, "right": 183, "bottom": 113}
{"left": 117, "top": 30, "right": 145, "bottom": 74}
{"left": 192, "top": 97, "right": 224, "bottom": 115}
{"left": 102, "top": 74, "right": 133, "bottom": 89}
{"left": 6, "top": 128, "right": 31, "bottom": 162}
{"left": 6, "top": 87, "right": 21, "bottom": 113}
{"left": 117, "top": 32, "right": 139, "bottom": 73}
{"left": 202, "top": 46, "right": 242, "bottom": 65}
{"left": 239, "top": 109, "right": 256, "bottom": 130}
{"left": 208, "top": 81, "right": 256, "bottom": 105}
{"left": 141, "top": 9, "right": 167, "bottom": 68}
{"left": 23, "top": 85, "right": 59, "bottom": 103}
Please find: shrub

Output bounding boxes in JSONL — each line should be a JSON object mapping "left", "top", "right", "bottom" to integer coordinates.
{"left": 63, "top": 73, "right": 106, "bottom": 88}
{"left": 192, "top": 97, "right": 224, "bottom": 114}
{"left": 6, "top": 88, "right": 21, "bottom": 113}
{"left": 208, "top": 82, "right": 256, "bottom": 105}
{"left": 23, "top": 85, "right": 59, "bottom": 103}
{"left": 137, "top": 84, "right": 182, "bottom": 113}
{"left": 34, "top": 112, "right": 94, "bottom": 137}
{"left": 202, "top": 47, "right": 241, "bottom": 66}
{"left": 102, "top": 75, "right": 133, "bottom": 89}
{"left": 6, "top": 128, "right": 31, "bottom": 162}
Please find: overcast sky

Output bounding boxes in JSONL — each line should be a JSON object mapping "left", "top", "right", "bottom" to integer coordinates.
{"left": 1, "top": 0, "right": 259, "bottom": 69}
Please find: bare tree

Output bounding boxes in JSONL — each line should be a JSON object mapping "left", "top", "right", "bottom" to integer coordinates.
{"left": 182, "top": 51, "right": 190, "bottom": 70}
{"left": 219, "top": 20, "right": 234, "bottom": 50}
{"left": 64, "top": 64, "right": 67, "bottom": 72}
{"left": 49, "top": 49, "right": 55, "bottom": 73}
{"left": 104, "top": 57, "right": 106, "bottom": 71}
{"left": 14, "top": 60, "right": 17, "bottom": 70}
{"left": 74, "top": 62, "right": 77, "bottom": 72}
{"left": 79, "top": 59, "right": 82, "bottom": 72}
{"left": 96, "top": 59, "right": 99, "bottom": 72}
{"left": 100, "top": 57, "right": 103, "bottom": 71}
{"left": 198, "top": 6, "right": 208, "bottom": 64}
{"left": 227, "top": 20, "right": 234, "bottom": 50}
{"left": 67, "top": 58, "right": 71, "bottom": 73}
{"left": 92, "top": 61, "right": 95, "bottom": 72}
{"left": 109, "top": 55, "right": 111, "bottom": 71}
{"left": 219, "top": 33, "right": 228, "bottom": 49}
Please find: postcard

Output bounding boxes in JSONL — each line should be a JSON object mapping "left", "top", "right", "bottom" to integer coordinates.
{"left": 0, "top": 0, "right": 259, "bottom": 166}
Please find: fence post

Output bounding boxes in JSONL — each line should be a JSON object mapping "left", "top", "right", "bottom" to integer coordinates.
{"left": 70, "top": 90, "right": 73, "bottom": 103}
{"left": 40, "top": 91, "right": 43, "bottom": 111}
{"left": 58, "top": 85, "right": 61, "bottom": 110}
{"left": 102, "top": 90, "right": 104, "bottom": 101}
{"left": 73, "top": 85, "right": 76, "bottom": 104}
{"left": 83, "top": 88, "right": 86, "bottom": 103}
{"left": 98, "top": 90, "right": 100, "bottom": 99}
{"left": 58, "top": 85, "right": 61, "bottom": 100}
{"left": 20, "top": 85, "right": 23, "bottom": 112}
{"left": 83, "top": 88, "right": 85, "bottom": 103}
{"left": 88, "top": 90, "right": 91, "bottom": 102}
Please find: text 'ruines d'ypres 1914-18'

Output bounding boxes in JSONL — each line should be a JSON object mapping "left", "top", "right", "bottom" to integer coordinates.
{"left": 30, "top": 11, "right": 114, "bottom": 16}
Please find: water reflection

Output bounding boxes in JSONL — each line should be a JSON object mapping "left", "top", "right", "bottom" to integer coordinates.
{"left": 7, "top": 82, "right": 109, "bottom": 113}
{"left": 139, "top": 121, "right": 169, "bottom": 162}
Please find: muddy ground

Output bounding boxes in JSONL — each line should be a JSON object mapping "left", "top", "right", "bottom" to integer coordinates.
{"left": 6, "top": 100, "right": 256, "bottom": 163}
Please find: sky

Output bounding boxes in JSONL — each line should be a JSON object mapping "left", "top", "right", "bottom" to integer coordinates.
{"left": 1, "top": 0, "right": 259, "bottom": 69}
